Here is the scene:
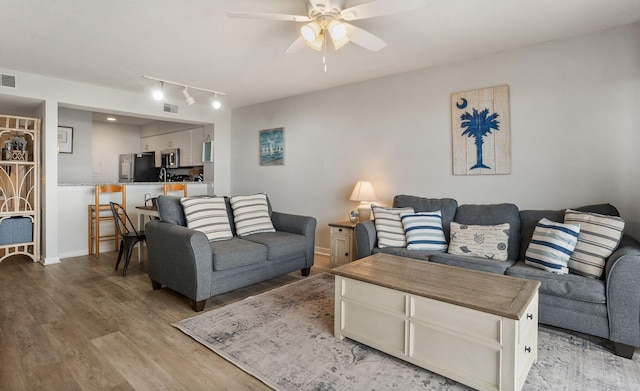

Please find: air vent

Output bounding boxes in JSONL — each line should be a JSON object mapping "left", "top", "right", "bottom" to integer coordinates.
{"left": 1, "top": 74, "right": 16, "bottom": 88}
{"left": 163, "top": 103, "right": 178, "bottom": 113}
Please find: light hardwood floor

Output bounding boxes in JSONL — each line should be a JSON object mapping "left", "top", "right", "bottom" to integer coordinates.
{"left": 0, "top": 251, "right": 330, "bottom": 390}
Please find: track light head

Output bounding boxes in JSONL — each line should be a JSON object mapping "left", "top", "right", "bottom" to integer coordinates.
{"left": 182, "top": 87, "right": 195, "bottom": 105}
{"left": 153, "top": 81, "right": 164, "bottom": 101}
{"left": 212, "top": 93, "right": 222, "bottom": 110}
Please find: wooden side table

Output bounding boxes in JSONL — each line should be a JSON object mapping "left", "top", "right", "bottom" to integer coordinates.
{"left": 329, "top": 221, "right": 358, "bottom": 268}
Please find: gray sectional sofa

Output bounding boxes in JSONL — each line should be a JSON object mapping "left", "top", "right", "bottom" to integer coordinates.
{"left": 354, "top": 195, "right": 640, "bottom": 358}
{"left": 145, "top": 195, "right": 316, "bottom": 311}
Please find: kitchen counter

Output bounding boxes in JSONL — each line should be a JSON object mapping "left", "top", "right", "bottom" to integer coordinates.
{"left": 57, "top": 182, "right": 213, "bottom": 258}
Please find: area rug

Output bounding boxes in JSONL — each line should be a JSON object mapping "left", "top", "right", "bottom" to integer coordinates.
{"left": 173, "top": 273, "right": 640, "bottom": 390}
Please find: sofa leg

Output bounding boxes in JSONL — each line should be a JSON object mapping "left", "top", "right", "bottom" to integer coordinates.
{"left": 151, "top": 280, "right": 162, "bottom": 290}
{"left": 301, "top": 267, "right": 311, "bottom": 276}
{"left": 614, "top": 342, "right": 636, "bottom": 359}
{"left": 191, "top": 299, "right": 206, "bottom": 312}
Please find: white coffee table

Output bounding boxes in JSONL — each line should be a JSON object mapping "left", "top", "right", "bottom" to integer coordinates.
{"left": 332, "top": 253, "right": 540, "bottom": 391}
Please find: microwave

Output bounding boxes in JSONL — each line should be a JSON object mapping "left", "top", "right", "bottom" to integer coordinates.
{"left": 161, "top": 148, "right": 180, "bottom": 168}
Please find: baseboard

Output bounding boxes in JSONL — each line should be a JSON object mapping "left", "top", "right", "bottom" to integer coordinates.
{"left": 315, "top": 247, "right": 330, "bottom": 257}
{"left": 41, "top": 256, "right": 61, "bottom": 265}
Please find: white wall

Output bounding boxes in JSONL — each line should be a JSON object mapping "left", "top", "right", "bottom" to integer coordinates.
{"left": 58, "top": 107, "right": 93, "bottom": 183}
{"left": 231, "top": 22, "right": 640, "bottom": 251}
{"left": 92, "top": 121, "right": 142, "bottom": 183}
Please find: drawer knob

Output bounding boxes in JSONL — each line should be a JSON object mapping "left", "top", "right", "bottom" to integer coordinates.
{"left": 525, "top": 346, "right": 531, "bottom": 353}
{"left": 338, "top": 228, "right": 343, "bottom": 232}
{"left": 527, "top": 313, "right": 533, "bottom": 320}
{"left": 344, "top": 253, "right": 349, "bottom": 257}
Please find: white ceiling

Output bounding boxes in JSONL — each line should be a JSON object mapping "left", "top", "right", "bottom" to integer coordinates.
{"left": 1, "top": 0, "right": 640, "bottom": 110}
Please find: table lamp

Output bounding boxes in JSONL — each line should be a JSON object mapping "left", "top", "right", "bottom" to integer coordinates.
{"left": 350, "top": 180, "right": 377, "bottom": 221}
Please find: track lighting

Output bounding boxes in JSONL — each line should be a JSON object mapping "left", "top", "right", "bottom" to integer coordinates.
{"left": 182, "top": 87, "right": 195, "bottom": 106}
{"left": 153, "top": 81, "right": 164, "bottom": 101}
{"left": 143, "top": 75, "right": 226, "bottom": 110}
{"left": 212, "top": 93, "right": 222, "bottom": 110}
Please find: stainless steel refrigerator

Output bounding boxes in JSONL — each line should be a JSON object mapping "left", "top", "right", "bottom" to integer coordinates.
{"left": 119, "top": 152, "right": 157, "bottom": 182}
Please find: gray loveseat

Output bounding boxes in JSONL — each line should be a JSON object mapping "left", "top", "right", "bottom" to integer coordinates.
{"left": 145, "top": 195, "right": 317, "bottom": 311}
{"left": 354, "top": 195, "right": 640, "bottom": 358}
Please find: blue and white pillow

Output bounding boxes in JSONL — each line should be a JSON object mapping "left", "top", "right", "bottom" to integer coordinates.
{"left": 400, "top": 211, "right": 448, "bottom": 251}
{"left": 181, "top": 197, "right": 233, "bottom": 241}
{"left": 372, "top": 205, "right": 414, "bottom": 248}
{"left": 525, "top": 218, "right": 580, "bottom": 274}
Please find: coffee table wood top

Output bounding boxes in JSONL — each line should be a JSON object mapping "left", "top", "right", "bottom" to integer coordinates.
{"left": 331, "top": 253, "right": 540, "bottom": 320}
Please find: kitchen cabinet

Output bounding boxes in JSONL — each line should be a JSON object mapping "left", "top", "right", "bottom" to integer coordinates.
{"left": 140, "top": 127, "right": 205, "bottom": 167}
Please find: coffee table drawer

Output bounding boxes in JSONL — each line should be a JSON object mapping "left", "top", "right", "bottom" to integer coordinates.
{"left": 411, "top": 321, "right": 501, "bottom": 389}
{"left": 340, "top": 277, "right": 406, "bottom": 314}
{"left": 411, "top": 296, "right": 502, "bottom": 343}
{"left": 341, "top": 300, "right": 406, "bottom": 355}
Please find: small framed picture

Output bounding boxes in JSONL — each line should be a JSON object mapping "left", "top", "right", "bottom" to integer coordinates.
{"left": 259, "top": 127, "right": 284, "bottom": 166}
{"left": 58, "top": 126, "right": 73, "bottom": 154}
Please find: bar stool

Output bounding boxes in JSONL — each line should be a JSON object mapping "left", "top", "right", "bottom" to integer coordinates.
{"left": 88, "top": 184, "right": 126, "bottom": 258}
{"left": 163, "top": 183, "right": 187, "bottom": 197}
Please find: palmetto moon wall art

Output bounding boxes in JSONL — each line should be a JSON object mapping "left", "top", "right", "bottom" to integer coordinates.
{"left": 451, "top": 85, "right": 511, "bottom": 175}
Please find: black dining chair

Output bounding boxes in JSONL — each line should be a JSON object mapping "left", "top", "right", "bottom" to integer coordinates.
{"left": 109, "top": 202, "right": 146, "bottom": 276}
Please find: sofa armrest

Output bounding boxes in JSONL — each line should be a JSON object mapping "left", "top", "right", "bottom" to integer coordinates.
{"left": 354, "top": 220, "right": 377, "bottom": 260}
{"left": 605, "top": 234, "right": 640, "bottom": 348}
{"left": 271, "top": 211, "right": 317, "bottom": 267}
{"left": 145, "top": 221, "right": 213, "bottom": 302}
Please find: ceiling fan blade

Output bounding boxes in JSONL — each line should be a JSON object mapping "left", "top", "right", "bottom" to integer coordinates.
{"left": 285, "top": 36, "right": 307, "bottom": 54}
{"left": 226, "top": 11, "right": 311, "bottom": 22}
{"left": 344, "top": 23, "right": 387, "bottom": 52}
{"left": 340, "top": 0, "right": 427, "bottom": 21}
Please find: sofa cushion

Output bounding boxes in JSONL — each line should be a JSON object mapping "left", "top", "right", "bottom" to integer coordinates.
{"left": 507, "top": 261, "right": 606, "bottom": 304}
{"left": 564, "top": 209, "right": 625, "bottom": 279}
{"left": 400, "top": 211, "right": 448, "bottom": 251}
{"left": 230, "top": 193, "right": 276, "bottom": 236}
{"left": 430, "top": 253, "right": 515, "bottom": 274}
{"left": 181, "top": 197, "right": 233, "bottom": 241}
{"left": 393, "top": 195, "right": 458, "bottom": 240}
{"left": 454, "top": 203, "right": 521, "bottom": 260}
{"left": 210, "top": 237, "right": 267, "bottom": 271}
{"left": 242, "top": 231, "right": 308, "bottom": 261}
{"left": 448, "top": 222, "right": 510, "bottom": 261}
{"left": 373, "top": 247, "right": 433, "bottom": 261}
{"left": 157, "top": 195, "right": 187, "bottom": 226}
{"left": 524, "top": 218, "right": 580, "bottom": 274}
{"left": 372, "top": 205, "right": 414, "bottom": 248}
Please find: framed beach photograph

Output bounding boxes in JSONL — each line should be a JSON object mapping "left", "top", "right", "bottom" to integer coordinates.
{"left": 58, "top": 126, "right": 74, "bottom": 154}
{"left": 259, "top": 127, "right": 285, "bottom": 166}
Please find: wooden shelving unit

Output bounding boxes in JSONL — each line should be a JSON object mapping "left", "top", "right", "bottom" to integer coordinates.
{"left": 0, "top": 115, "right": 40, "bottom": 263}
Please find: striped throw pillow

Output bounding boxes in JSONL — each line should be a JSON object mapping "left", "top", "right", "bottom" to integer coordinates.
{"left": 401, "top": 211, "right": 448, "bottom": 251}
{"left": 525, "top": 218, "right": 580, "bottom": 274}
{"left": 230, "top": 194, "right": 276, "bottom": 237}
{"left": 564, "top": 209, "right": 625, "bottom": 278}
{"left": 372, "top": 205, "right": 414, "bottom": 248}
{"left": 180, "top": 197, "right": 233, "bottom": 241}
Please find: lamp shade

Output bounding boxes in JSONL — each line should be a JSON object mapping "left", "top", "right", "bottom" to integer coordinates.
{"left": 350, "top": 181, "right": 377, "bottom": 202}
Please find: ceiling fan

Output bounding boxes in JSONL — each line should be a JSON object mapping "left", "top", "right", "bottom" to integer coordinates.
{"left": 227, "top": 0, "right": 427, "bottom": 54}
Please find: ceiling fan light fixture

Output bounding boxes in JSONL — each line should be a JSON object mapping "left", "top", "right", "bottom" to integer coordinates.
{"left": 304, "top": 31, "right": 325, "bottom": 51}
{"left": 301, "top": 21, "right": 321, "bottom": 42}
{"left": 328, "top": 20, "right": 347, "bottom": 41}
